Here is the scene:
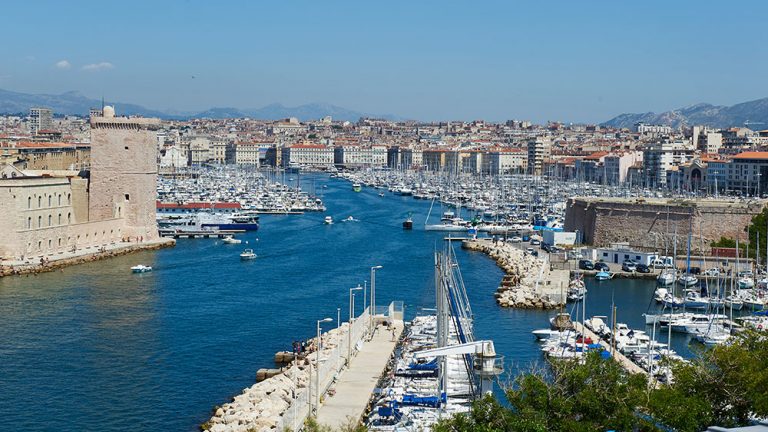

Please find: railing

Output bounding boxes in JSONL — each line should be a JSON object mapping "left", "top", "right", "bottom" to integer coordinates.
{"left": 276, "top": 307, "right": 371, "bottom": 431}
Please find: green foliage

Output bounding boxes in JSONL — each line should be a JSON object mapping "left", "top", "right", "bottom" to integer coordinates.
{"left": 711, "top": 237, "right": 737, "bottom": 248}
{"left": 747, "top": 206, "right": 768, "bottom": 256}
{"left": 435, "top": 332, "right": 768, "bottom": 432}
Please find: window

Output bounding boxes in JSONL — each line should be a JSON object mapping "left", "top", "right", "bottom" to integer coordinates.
{"left": 27, "top": 196, "right": 31, "bottom": 208}
{"left": 38, "top": 196, "right": 42, "bottom": 208}
{"left": 58, "top": 238, "right": 62, "bottom": 247}
{"left": 48, "top": 195, "right": 52, "bottom": 207}
{"left": 38, "top": 241, "right": 42, "bottom": 250}
{"left": 68, "top": 213, "right": 71, "bottom": 224}
{"left": 58, "top": 213, "right": 62, "bottom": 224}
{"left": 58, "top": 194, "right": 61, "bottom": 206}
{"left": 125, "top": 146, "right": 129, "bottom": 150}
{"left": 48, "top": 215, "right": 52, "bottom": 226}
{"left": 27, "top": 217, "right": 31, "bottom": 229}
{"left": 38, "top": 216, "right": 42, "bottom": 228}
{"left": 67, "top": 193, "right": 71, "bottom": 205}
{"left": 125, "top": 194, "right": 130, "bottom": 201}
{"left": 48, "top": 239, "right": 52, "bottom": 249}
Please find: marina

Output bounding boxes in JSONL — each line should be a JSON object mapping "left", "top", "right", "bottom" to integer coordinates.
{"left": 2, "top": 172, "right": 767, "bottom": 431}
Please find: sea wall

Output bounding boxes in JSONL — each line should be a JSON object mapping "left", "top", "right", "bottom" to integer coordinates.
{"left": 564, "top": 198, "right": 765, "bottom": 252}
{"left": 0, "top": 239, "right": 175, "bottom": 278}
{"left": 203, "top": 310, "right": 370, "bottom": 432}
{"left": 462, "top": 239, "right": 566, "bottom": 309}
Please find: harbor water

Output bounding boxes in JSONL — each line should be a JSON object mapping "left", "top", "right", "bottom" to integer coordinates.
{"left": 1, "top": 173, "right": 678, "bottom": 431}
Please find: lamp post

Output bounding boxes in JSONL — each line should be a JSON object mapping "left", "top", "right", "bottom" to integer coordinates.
{"left": 370, "top": 265, "right": 383, "bottom": 338}
{"left": 348, "top": 285, "right": 362, "bottom": 366}
{"left": 314, "top": 317, "right": 333, "bottom": 417}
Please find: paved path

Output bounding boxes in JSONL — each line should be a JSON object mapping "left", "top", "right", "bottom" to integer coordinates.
{"left": 316, "top": 320, "right": 403, "bottom": 429}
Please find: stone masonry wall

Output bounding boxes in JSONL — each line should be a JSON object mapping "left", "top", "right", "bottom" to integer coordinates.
{"left": 565, "top": 198, "right": 765, "bottom": 253}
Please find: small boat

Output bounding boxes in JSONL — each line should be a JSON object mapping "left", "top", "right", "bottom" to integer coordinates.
{"left": 343, "top": 216, "right": 358, "bottom": 222}
{"left": 595, "top": 271, "right": 613, "bottom": 281}
{"left": 221, "top": 236, "right": 242, "bottom": 244}
{"left": 131, "top": 264, "right": 152, "bottom": 273}
{"left": 657, "top": 270, "right": 676, "bottom": 286}
{"left": 352, "top": 183, "right": 362, "bottom": 192}
{"left": 677, "top": 274, "right": 698, "bottom": 287}
{"left": 403, "top": 217, "right": 413, "bottom": 230}
{"left": 240, "top": 249, "right": 257, "bottom": 260}
{"left": 378, "top": 192, "right": 385, "bottom": 197}
{"left": 324, "top": 216, "right": 334, "bottom": 225}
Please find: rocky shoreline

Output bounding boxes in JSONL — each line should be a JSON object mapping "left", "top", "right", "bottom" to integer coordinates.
{"left": 462, "top": 239, "right": 565, "bottom": 309}
{"left": 0, "top": 239, "right": 175, "bottom": 278}
{"left": 202, "top": 325, "right": 350, "bottom": 432}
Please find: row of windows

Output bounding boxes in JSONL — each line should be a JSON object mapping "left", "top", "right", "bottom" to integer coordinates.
{"left": 27, "top": 193, "right": 71, "bottom": 209}
{"left": 26, "top": 229, "right": 120, "bottom": 253}
{"left": 26, "top": 213, "right": 72, "bottom": 229}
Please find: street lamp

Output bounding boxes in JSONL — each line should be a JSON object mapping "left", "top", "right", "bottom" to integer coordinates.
{"left": 313, "top": 317, "right": 333, "bottom": 417}
{"left": 370, "top": 265, "right": 383, "bottom": 338}
{"left": 348, "top": 285, "right": 363, "bottom": 366}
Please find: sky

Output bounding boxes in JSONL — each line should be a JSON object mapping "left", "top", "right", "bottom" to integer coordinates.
{"left": 1, "top": 1, "right": 766, "bottom": 123}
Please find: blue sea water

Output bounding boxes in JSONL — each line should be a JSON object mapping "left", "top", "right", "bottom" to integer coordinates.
{"left": 0, "top": 174, "right": 677, "bottom": 431}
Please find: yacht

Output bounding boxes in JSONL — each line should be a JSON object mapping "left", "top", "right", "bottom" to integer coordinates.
{"left": 657, "top": 270, "right": 676, "bottom": 286}
{"left": 221, "top": 236, "right": 242, "bottom": 244}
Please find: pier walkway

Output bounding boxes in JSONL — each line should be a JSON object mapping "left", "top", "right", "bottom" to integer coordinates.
{"left": 572, "top": 322, "right": 647, "bottom": 375}
{"left": 316, "top": 320, "right": 404, "bottom": 429}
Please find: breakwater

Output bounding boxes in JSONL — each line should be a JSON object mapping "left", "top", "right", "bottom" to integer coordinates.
{"left": 0, "top": 238, "right": 175, "bottom": 278}
{"left": 203, "top": 309, "right": 370, "bottom": 432}
{"left": 462, "top": 239, "right": 566, "bottom": 309}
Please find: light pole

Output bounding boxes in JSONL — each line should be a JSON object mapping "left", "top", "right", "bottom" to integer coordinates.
{"left": 370, "top": 265, "right": 382, "bottom": 338}
{"left": 314, "top": 317, "right": 333, "bottom": 417}
{"left": 348, "top": 285, "right": 362, "bottom": 366}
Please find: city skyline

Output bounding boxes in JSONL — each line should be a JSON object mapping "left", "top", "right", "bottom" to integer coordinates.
{"left": 1, "top": 1, "right": 766, "bottom": 123}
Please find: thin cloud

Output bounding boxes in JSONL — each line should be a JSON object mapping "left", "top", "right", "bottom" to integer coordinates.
{"left": 82, "top": 62, "right": 114, "bottom": 72}
{"left": 55, "top": 60, "right": 71, "bottom": 70}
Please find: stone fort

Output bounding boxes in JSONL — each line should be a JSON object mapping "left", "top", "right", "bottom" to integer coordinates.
{"left": 0, "top": 108, "right": 160, "bottom": 262}
{"left": 564, "top": 197, "right": 766, "bottom": 254}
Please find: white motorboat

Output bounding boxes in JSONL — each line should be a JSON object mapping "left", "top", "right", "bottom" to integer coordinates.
{"left": 677, "top": 274, "right": 698, "bottom": 287}
{"left": 657, "top": 270, "right": 676, "bottom": 286}
{"left": 595, "top": 271, "right": 613, "bottom": 281}
{"left": 737, "top": 277, "right": 755, "bottom": 290}
{"left": 240, "top": 249, "right": 257, "bottom": 260}
{"left": 324, "top": 216, "right": 334, "bottom": 225}
{"left": 131, "top": 264, "right": 152, "bottom": 273}
{"left": 221, "top": 235, "right": 242, "bottom": 244}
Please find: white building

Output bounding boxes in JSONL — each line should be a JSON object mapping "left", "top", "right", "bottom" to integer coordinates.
{"left": 642, "top": 141, "right": 694, "bottom": 188}
{"left": 29, "top": 107, "right": 53, "bottom": 134}
{"left": 281, "top": 144, "right": 334, "bottom": 168}
{"left": 333, "top": 145, "right": 387, "bottom": 168}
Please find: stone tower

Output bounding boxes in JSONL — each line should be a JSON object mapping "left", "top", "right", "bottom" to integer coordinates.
{"left": 89, "top": 107, "right": 161, "bottom": 241}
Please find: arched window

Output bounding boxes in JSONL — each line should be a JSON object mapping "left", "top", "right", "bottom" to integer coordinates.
{"left": 27, "top": 217, "right": 31, "bottom": 229}
{"left": 27, "top": 197, "right": 31, "bottom": 209}
{"left": 58, "top": 194, "right": 62, "bottom": 206}
{"left": 48, "top": 239, "right": 52, "bottom": 249}
{"left": 48, "top": 195, "right": 52, "bottom": 207}
{"left": 67, "top": 193, "right": 71, "bottom": 205}
{"left": 37, "top": 216, "right": 42, "bottom": 228}
{"left": 48, "top": 215, "right": 52, "bottom": 226}
{"left": 38, "top": 196, "right": 42, "bottom": 208}
{"left": 38, "top": 241, "right": 42, "bottom": 250}
{"left": 67, "top": 213, "right": 71, "bottom": 224}
{"left": 58, "top": 238, "right": 62, "bottom": 247}
{"left": 58, "top": 213, "right": 62, "bottom": 224}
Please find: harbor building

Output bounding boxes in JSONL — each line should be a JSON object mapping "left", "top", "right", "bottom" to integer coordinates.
{"left": 0, "top": 106, "right": 162, "bottom": 263}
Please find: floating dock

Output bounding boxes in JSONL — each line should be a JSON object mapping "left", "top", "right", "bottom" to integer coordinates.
{"left": 572, "top": 322, "right": 647, "bottom": 376}
{"left": 158, "top": 229, "right": 245, "bottom": 239}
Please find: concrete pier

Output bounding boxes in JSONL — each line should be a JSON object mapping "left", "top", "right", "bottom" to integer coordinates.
{"left": 315, "top": 321, "right": 404, "bottom": 429}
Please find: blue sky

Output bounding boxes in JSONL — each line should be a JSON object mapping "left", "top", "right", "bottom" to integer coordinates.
{"left": 1, "top": 1, "right": 766, "bottom": 123}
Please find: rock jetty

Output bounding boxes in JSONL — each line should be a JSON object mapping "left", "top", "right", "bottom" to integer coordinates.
{"left": 462, "top": 239, "right": 566, "bottom": 309}
{"left": 202, "top": 325, "right": 348, "bottom": 432}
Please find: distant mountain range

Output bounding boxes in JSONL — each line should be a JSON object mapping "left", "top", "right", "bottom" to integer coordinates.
{"left": 0, "top": 88, "right": 395, "bottom": 122}
{"left": 602, "top": 97, "right": 768, "bottom": 129}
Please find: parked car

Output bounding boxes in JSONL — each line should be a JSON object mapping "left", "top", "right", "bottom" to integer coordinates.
{"left": 622, "top": 260, "right": 637, "bottom": 272}
{"left": 530, "top": 239, "right": 541, "bottom": 246}
{"left": 509, "top": 236, "right": 522, "bottom": 243}
{"left": 651, "top": 258, "right": 673, "bottom": 269}
{"left": 594, "top": 261, "right": 610, "bottom": 271}
{"left": 704, "top": 268, "right": 720, "bottom": 277}
{"left": 636, "top": 263, "right": 651, "bottom": 273}
{"left": 522, "top": 235, "right": 530, "bottom": 242}
{"left": 541, "top": 243, "right": 552, "bottom": 253}
{"left": 578, "top": 259, "right": 594, "bottom": 270}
